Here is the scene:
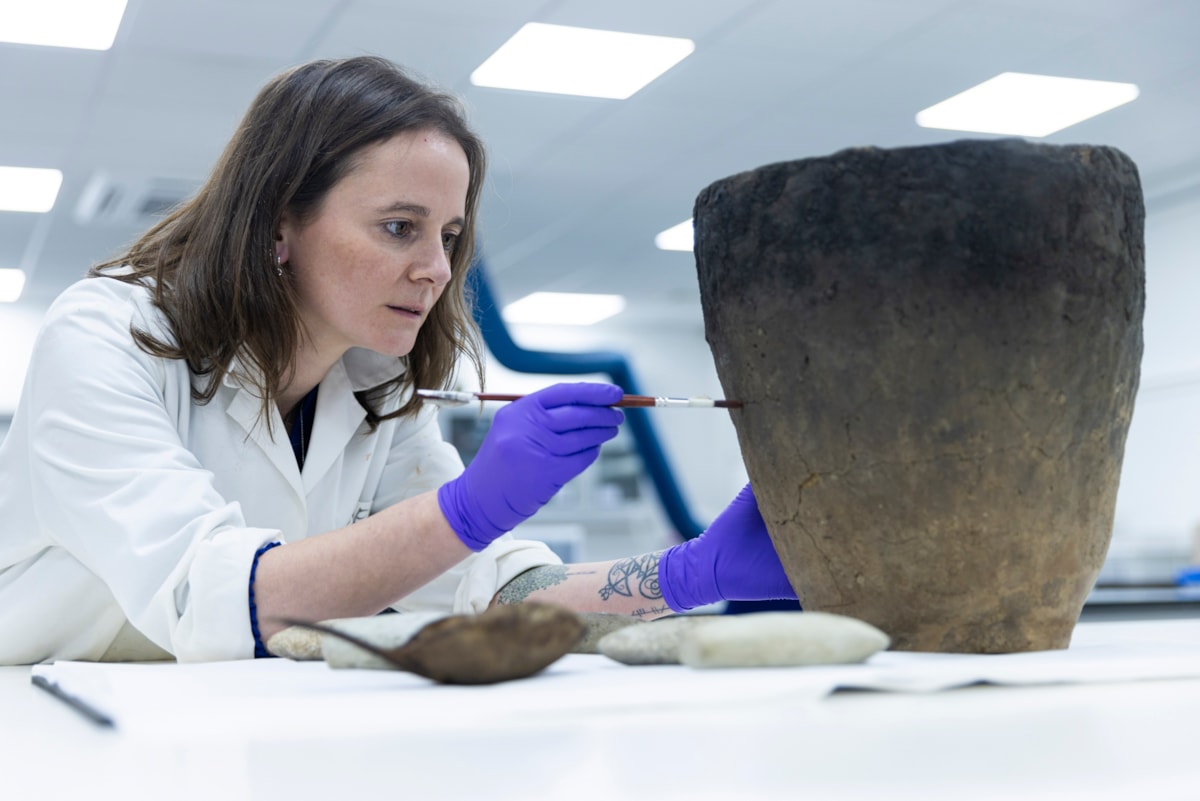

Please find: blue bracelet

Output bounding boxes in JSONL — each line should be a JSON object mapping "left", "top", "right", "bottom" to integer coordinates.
{"left": 249, "top": 541, "right": 283, "bottom": 658}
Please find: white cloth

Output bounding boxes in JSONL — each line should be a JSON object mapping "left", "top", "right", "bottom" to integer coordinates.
{"left": 0, "top": 277, "right": 559, "bottom": 665}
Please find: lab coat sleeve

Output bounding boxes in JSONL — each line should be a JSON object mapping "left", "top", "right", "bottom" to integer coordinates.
{"left": 23, "top": 281, "right": 277, "bottom": 662}
{"left": 369, "top": 404, "right": 563, "bottom": 615}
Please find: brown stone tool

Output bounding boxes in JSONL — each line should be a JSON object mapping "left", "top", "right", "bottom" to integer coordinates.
{"left": 280, "top": 602, "right": 586, "bottom": 685}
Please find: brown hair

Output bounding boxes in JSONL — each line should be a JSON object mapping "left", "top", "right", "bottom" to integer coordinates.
{"left": 91, "top": 56, "right": 486, "bottom": 431}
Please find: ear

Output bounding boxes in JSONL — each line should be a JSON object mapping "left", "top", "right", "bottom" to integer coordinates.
{"left": 275, "top": 215, "right": 294, "bottom": 264}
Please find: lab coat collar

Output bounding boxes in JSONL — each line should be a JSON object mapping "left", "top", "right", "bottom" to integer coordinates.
{"left": 220, "top": 348, "right": 408, "bottom": 500}
{"left": 299, "top": 358, "right": 370, "bottom": 494}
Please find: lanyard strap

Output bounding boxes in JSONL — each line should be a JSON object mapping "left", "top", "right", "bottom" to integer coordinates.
{"left": 287, "top": 384, "right": 319, "bottom": 469}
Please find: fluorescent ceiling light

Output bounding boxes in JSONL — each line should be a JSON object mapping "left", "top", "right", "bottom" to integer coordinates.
{"left": 655, "top": 219, "right": 694, "bottom": 252}
{"left": 0, "top": 269, "right": 26, "bottom": 303}
{"left": 0, "top": 0, "right": 129, "bottom": 50}
{"left": 0, "top": 166, "right": 63, "bottom": 213}
{"left": 916, "top": 72, "right": 1139, "bottom": 138}
{"left": 471, "top": 22, "right": 694, "bottom": 99}
{"left": 503, "top": 292, "right": 627, "bottom": 326}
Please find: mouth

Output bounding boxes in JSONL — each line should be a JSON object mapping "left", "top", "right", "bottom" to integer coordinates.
{"left": 387, "top": 303, "right": 425, "bottom": 318}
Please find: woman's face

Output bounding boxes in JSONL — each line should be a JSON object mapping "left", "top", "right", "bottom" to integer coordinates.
{"left": 278, "top": 128, "right": 470, "bottom": 363}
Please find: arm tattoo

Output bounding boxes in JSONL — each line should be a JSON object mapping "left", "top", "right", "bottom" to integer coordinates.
{"left": 495, "top": 565, "right": 570, "bottom": 605}
{"left": 599, "top": 554, "right": 662, "bottom": 602}
{"left": 629, "top": 604, "right": 672, "bottom": 620}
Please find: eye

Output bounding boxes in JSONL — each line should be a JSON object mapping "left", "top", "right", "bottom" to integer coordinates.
{"left": 442, "top": 231, "right": 460, "bottom": 254}
{"left": 384, "top": 220, "right": 412, "bottom": 238}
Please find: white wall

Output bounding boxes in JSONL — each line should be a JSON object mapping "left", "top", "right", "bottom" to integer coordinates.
{"left": 1109, "top": 195, "right": 1200, "bottom": 559}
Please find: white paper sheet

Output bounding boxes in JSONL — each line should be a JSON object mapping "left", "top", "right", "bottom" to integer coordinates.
{"left": 824, "top": 641, "right": 1200, "bottom": 692}
{"left": 30, "top": 637, "right": 1200, "bottom": 740}
{"left": 29, "top": 654, "right": 833, "bottom": 740}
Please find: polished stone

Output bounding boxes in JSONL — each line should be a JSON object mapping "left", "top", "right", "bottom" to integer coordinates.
{"left": 597, "top": 615, "right": 716, "bottom": 665}
{"left": 573, "top": 613, "right": 644, "bottom": 654}
{"left": 679, "top": 611, "right": 889, "bottom": 668}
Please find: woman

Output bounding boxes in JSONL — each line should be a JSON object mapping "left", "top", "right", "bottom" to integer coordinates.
{"left": 0, "top": 56, "right": 794, "bottom": 664}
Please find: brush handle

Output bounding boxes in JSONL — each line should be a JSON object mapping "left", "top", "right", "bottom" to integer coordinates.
{"left": 472, "top": 393, "right": 742, "bottom": 409}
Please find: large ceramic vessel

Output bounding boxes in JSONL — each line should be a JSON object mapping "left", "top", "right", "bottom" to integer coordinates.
{"left": 694, "top": 139, "right": 1145, "bottom": 653}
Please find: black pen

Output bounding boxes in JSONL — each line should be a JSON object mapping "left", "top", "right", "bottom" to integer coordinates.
{"left": 31, "top": 673, "right": 116, "bottom": 728}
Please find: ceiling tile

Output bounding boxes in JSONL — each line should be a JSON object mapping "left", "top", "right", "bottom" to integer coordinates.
{"left": 122, "top": 0, "right": 343, "bottom": 61}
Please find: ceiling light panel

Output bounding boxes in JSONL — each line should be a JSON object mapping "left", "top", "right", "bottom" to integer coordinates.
{"left": 0, "top": 0, "right": 129, "bottom": 51}
{"left": 0, "top": 269, "right": 26, "bottom": 303}
{"left": 502, "top": 292, "right": 627, "bottom": 326}
{"left": 916, "top": 72, "right": 1139, "bottom": 138}
{"left": 0, "top": 167, "right": 64, "bottom": 213}
{"left": 471, "top": 22, "right": 694, "bottom": 99}
{"left": 655, "top": 219, "right": 694, "bottom": 252}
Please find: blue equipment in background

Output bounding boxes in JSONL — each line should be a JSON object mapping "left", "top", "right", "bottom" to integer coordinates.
{"left": 468, "top": 261, "right": 705, "bottom": 541}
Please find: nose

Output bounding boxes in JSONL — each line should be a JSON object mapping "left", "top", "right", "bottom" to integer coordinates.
{"left": 410, "top": 236, "right": 453, "bottom": 288}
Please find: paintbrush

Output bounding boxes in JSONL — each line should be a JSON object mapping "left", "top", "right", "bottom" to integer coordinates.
{"left": 417, "top": 388, "right": 742, "bottom": 409}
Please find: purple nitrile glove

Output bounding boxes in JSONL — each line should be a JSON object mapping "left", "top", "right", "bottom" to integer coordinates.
{"left": 438, "top": 382, "right": 625, "bottom": 551}
{"left": 658, "top": 483, "right": 797, "bottom": 612}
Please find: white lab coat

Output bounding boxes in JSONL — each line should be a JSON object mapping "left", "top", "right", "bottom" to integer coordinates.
{"left": 0, "top": 277, "right": 559, "bottom": 665}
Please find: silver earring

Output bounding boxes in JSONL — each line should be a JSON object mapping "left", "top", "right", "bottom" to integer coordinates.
{"left": 275, "top": 255, "right": 284, "bottom": 277}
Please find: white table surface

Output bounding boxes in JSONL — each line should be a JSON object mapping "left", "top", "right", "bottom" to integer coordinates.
{"left": 4, "top": 617, "right": 1200, "bottom": 801}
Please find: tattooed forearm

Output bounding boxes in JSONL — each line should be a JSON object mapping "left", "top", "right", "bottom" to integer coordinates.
{"left": 491, "top": 556, "right": 671, "bottom": 619}
{"left": 495, "top": 565, "right": 571, "bottom": 605}
{"left": 599, "top": 553, "right": 662, "bottom": 602}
